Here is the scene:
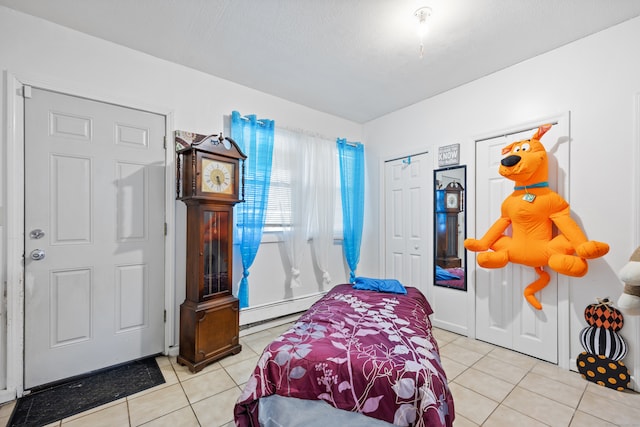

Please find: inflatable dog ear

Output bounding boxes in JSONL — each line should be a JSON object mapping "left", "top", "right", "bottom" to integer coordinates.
{"left": 465, "top": 124, "right": 609, "bottom": 310}
{"left": 617, "top": 247, "right": 640, "bottom": 315}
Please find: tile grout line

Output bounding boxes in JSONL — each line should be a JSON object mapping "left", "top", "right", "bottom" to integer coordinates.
{"left": 171, "top": 358, "right": 203, "bottom": 427}
{"left": 451, "top": 350, "right": 570, "bottom": 426}
{"left": 490, "top": 360, "right": 555, "bottom": 426}
{"left": 567, "top": 383, "right": 590, "bottom": 427}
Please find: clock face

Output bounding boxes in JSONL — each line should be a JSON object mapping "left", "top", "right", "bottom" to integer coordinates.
{"left": 446, "top": 193, "right": 459, "bottom": 210}
{"left": 201, "top": 158, "right": 234, "bottom": 195}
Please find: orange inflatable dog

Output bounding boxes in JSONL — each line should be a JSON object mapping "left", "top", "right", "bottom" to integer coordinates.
{"left": 464, "top": 124, "right": 609, "bottom": 310}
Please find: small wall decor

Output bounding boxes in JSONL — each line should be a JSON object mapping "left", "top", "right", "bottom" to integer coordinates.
{"left": 438, "top": 143, "right": 460, "bottom": 167}
{"left": 577, "top": 298, "right": 630, "bottom": 391}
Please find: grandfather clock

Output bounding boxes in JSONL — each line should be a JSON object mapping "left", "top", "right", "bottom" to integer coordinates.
{"left": 175, "top": 130, "right": 245, "bottom": 372}
{"left": 435, "top": 181, "right": 463, "bottom": 268}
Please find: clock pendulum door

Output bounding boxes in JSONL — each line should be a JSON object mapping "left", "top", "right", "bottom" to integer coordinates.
{"left": 203, "top": 210, "right": 228, "bottom": 295}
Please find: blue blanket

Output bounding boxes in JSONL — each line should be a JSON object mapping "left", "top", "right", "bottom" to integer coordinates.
{"left": 436, "top": 265, "right": 460, "bottom": 281}
{"left": 353, "top": 277, "right": 407, "bottom": 294}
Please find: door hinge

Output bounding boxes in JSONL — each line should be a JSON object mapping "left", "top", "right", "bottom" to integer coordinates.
{"left": 164, "top": 223, "right": 168, "bottom": 236}
{"left": 164, "top": 310, "right": 167, "bottom": 323}
{"left": 163, "top": 136, "right": 167, "bottom": 149}
{"left": 22, "top": 85, "right": 33, "bottom": 99}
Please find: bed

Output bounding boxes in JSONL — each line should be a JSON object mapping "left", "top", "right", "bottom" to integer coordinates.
{"left": 435, "top": 267, "right": 465, "bottom": 290}
{"left": 234, "top": 283, "right": 454, "bottom": 427}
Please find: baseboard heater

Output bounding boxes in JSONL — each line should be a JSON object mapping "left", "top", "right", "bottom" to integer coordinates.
{"left": 239, "top": 291, "right": 327, "bottom": 334}
{"left": 240, "top": 312, "right": 304, "bottom": 331}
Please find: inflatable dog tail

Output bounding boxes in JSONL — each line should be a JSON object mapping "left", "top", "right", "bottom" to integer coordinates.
{"left": 524, "top": 267, "right": 550, "bottom": 310}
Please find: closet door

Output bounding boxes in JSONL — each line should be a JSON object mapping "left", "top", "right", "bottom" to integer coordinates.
{"left": 474, "top": 123, "right": 568, "bottom": 364}
{"left": 384, "top": 152, "right": 432, "bottom": 295}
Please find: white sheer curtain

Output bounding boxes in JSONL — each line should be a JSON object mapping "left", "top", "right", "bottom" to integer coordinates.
{"left": 275, "top": 127, "right": 337, "bottom": 288}
{"left": 310, "top": 139, "right": 336, "bottom": 286}
{"left": 276, "top": 128, "right": 314, "bottom": 288}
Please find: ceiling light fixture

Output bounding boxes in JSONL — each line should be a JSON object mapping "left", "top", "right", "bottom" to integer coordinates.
{"left": 414, "top": 6, "right": 432, "bottom": 58}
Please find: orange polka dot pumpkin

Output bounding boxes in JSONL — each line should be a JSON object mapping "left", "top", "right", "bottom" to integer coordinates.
{"left": 584, "top": 298, "right": 624, "bottom": 331}
{"left": 576, "top": 352, "right": 630, "bottom": 391}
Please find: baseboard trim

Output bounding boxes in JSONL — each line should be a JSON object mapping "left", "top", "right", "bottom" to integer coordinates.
{"left": 432, "top": 318, "right": 468, "bottom": 337}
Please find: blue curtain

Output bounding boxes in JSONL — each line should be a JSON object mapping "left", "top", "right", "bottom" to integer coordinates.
{"left": 231, "top": 111, "right": 275, "bottom": 308}
{"left": 337, "top": 138, "right": 365, "bottom": 283}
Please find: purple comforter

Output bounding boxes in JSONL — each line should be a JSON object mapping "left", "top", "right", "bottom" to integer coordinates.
{"left": 234, "top": 284, "right": 454, "bottom": 427}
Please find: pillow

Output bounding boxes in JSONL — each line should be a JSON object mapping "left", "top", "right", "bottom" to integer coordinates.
{"left": 436, "top": 265, "right": 460, "bottom": 281}
{"left": 353, "top": 277, "right": 407, "bottom": 294}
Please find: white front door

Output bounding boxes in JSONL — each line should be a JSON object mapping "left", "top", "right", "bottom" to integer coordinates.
{"left": 384, "top": 152, "right": 432, "bottom": 295}
{"left": 474, "top": 125, "right": 567, "bottom": 363}
{"left": 24, "top": 88, "right": 166, "bottom": 388}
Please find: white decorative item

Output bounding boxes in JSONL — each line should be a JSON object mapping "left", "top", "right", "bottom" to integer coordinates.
{"left": 617, "top": 247, "right": 640, "bottom": 315}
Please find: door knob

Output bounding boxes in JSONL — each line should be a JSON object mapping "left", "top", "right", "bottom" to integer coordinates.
{"left": 30, "top": 249, "right": 46, "bottom": 260}
{"left": 30, "top": 229, "right": 45, "bottom": 239}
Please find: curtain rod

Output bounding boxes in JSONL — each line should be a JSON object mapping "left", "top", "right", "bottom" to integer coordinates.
{"left": 278, "top": 125, "right": 335, "bottom": 143}
{"left": 337, "top": 139, "right": 363, "bottom": 147}
{"left": 276, "top": 124, "right": 362, "bottom": 147}
{"left": 240, "top": 115, "right": 265, "bottom": 125}
{"left": 385, "top": 150, "right": 428, "bottom": 163}
{"left": 239, "top": 117, "right": 362, "bottom": 146}
{"left": 475, "top": 121, "right": 558, "bottom": 143}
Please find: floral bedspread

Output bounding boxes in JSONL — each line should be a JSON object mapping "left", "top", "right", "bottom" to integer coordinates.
{"left": 234, "top": 284, "right": 454, "bottom": 427}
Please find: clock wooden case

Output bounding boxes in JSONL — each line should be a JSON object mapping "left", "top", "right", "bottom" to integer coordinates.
{"left": 175, "top": 130, "right": 246, "bottom": 372}
{"left": 436, "top": 181, "right": 464, "bottom": 269}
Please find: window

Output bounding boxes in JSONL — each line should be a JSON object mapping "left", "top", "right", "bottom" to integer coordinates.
{"left": 263, "top": 128, "right": 342, "bottom": 237}
{"left": 263, "top": 137, "right": 292, "bottom": 230}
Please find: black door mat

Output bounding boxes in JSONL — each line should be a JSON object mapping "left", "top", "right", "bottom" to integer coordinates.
{"left": 8, "top": 356, "right": 165, "bottom": 427}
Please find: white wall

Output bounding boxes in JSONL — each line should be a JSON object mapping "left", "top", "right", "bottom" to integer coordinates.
{"left": 0, "top": 4, "right": 367, "bottom": 379}
{"left": 364, "top": 16, "right": 640, "bottom": 376}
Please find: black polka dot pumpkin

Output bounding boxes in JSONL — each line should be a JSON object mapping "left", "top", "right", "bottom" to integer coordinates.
{"left": 579, "top": 326, "right": 627, "bottom": 361}
{"left": 584, "top": 298, "right": 624, "bottom": 331}
{"left": 576, "top": 352, "right": 630, "bottom": 391}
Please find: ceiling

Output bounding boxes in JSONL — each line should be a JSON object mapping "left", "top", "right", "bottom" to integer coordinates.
{"left": 2, "top": 0, "right": 640, "bottom": 123}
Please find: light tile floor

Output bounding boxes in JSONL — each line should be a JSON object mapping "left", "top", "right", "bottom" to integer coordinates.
{"left": 1, "top": 324, "right": 639, "bottom": 426}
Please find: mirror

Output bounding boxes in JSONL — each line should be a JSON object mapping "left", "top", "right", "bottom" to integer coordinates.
{"left": 434, "top": 165, "right": 467, "bottom": 291}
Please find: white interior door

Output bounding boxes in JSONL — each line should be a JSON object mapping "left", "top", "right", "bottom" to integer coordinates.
{"left": 384, "top": 152, "right": 432, "bottom": 294}
{"left": 24, "top": 87, "right": 166, "bottom": 388}
{"left": 474, "top": 125, "right": 567, "bottom": 364}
